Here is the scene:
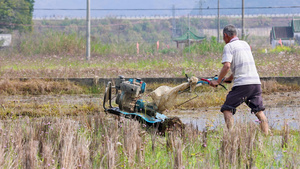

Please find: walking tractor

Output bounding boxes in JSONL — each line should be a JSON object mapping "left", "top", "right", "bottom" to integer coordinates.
{"left": 103, "top": 75, "right": 226, "bottom": 132}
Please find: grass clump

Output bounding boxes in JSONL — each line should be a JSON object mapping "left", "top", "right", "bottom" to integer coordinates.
{"left": 261, "top": 80, "right": 300, "bottom": 94}
{"left": 184, "top": 36, "right": 225, "bottom": 55}
{"left": 269, "top": 45, "right": 292, "bottom": 54}
{"left": 0, "top": 79, "right": 106, "bottom": 95}
{"left": 0, "top": 79, "right": 84, "bottom": 95}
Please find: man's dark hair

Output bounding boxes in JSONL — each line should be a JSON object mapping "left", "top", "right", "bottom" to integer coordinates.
{"left": 223, "top": 25, "right": 237, "bottom": 37}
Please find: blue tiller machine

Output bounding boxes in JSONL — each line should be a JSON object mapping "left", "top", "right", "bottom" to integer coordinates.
{"left": 103, "top": 75, "right": 226, "bottom": 132}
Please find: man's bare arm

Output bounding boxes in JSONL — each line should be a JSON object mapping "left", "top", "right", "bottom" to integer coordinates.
{"left": 210, "top": 62, "right": 231, "bottom": 87}
{"left": 224, "top": 74, "right": 233, "bottom": 83}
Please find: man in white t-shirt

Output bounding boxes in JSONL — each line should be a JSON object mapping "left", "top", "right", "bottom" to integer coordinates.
{"left": 210, "top": 25, "right": 269, "bottom": 135}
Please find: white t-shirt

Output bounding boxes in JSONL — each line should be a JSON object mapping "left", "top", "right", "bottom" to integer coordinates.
{"left": 222, "top": 37, "right": 261, "bottom": 87}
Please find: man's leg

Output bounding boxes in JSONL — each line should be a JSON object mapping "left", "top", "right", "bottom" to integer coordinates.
{"left": 223, "top": 110, "right": 234, "bottom": 131}
{"left": 255, "top": 111, "right": 269, "bottom": 135}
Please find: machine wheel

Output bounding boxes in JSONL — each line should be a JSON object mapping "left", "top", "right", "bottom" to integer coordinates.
{"left": 158, "top": 117, "right": 185, "bottom": 135}
{"left": 103, "top": 81, "right": 112, "bottom": 111}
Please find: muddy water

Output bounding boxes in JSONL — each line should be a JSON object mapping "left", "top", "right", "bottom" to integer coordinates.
{"left": 174, "top": 106, "right": 300, "bottom": 131}
{"left": 169, "top": 91, "right": 300, "bottom": 130}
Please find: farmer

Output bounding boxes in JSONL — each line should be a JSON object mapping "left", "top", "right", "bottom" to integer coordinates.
{"left": 209, "top": 24, "right": 269, "bottom": 135}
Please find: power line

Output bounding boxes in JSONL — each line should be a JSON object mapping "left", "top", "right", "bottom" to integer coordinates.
{"left": 33, "top": 6, "right": 300, "bottom": 11}
{"left": 0, "top": 6, "right": 300, "bottom": 11}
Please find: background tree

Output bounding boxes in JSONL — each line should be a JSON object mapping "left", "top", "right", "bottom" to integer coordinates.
{"left": 0, "top": 0, "right": 35, "bottom": 33}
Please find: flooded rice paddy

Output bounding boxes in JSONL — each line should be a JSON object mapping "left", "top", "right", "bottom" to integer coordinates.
{"left": 3, "top": 91, "right": 299, "bottom": 130}
{"left": 175, "top": 91, "right": 300, "bottom": 130}
{"left": 177, "top": 106, "right": 300, "bottom": 130}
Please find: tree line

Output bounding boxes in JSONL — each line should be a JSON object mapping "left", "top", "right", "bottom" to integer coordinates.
{"left": 0, "top": 0, "right": 34, "bottom": 33}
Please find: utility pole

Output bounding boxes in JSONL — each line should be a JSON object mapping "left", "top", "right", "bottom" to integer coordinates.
{"left": 188, "top": 14, "right": 190, "bottom": 55}
{"left": 217, "top": 0, "right": 220, "bottom": 43}
{"left": 86, "top": 0, "right": 91, "bottom": 61}
{"left": 198, "top": 0, "right": 203, "bottom": 15}
{"left": 172, "top": 5, "right": 176, "bottom": 38}
{"left": 198, "top": 0, "right": 203, "bottom": 36}
{"left": 118, "top": 25, "right": 120, "bottom": 44}
{"left": 242, "top": 0, "right": 245, "bottom": 39}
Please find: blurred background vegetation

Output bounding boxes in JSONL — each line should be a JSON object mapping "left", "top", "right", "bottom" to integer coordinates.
{"left": 2, "top": 16, "right": 299, "bottom": 57}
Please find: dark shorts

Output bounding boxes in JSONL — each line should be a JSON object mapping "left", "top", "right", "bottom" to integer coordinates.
{"left": 221, "top": 84, "right": 265, "bottom": 115}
